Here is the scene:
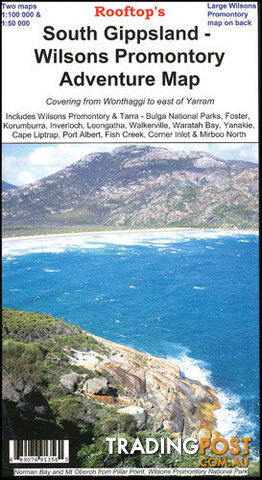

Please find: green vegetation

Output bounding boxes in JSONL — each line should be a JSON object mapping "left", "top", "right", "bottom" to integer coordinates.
{"left": 2, "top": 308, "right": 108, "bottom": 406}
{"left": 2, "top": 225, "right": 150, "bottom": 238}
{"left": 2, "top": 338, "right": 48, "bottom": 388}
{"left": 248, "top": 460, "right": 260, "bottom": 476}
{"left": 94, "top": 413, "right": 137, "bottom": 437}
{"left": 2, "top": 308, "right": 107, "bottom": 355}
{"left": 3, "top": 221, "right": 258, "bottom": 239}
{"left": 2, "top": 309, "right": 75, "bottom": 340}
{"left": 135, "top": 354, "right": 147, "bottom": 365}
{"left": 181, "top": 185, "right": 198, "bottom": 202}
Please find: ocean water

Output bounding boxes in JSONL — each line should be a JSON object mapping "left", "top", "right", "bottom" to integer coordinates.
{"left": 2, "top": 230, "right": 259, "bottom": 455}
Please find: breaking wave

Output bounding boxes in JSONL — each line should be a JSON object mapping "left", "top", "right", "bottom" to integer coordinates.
{"left": 168, "top": 351, "right": 257, "bottom": 456}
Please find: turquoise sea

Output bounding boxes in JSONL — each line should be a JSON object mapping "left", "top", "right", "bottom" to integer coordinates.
{"left": 2, "top": 230, "right": 259, "bottom": 455}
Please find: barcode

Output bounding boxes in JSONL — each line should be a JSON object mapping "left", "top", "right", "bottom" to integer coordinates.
{"left": 9, "top": 440, "right": 69, "bottom": 463}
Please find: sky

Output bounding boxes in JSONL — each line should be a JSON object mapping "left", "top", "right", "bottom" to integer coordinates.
{"left": 2, "top": 143, "right": 258, "bottom": 186}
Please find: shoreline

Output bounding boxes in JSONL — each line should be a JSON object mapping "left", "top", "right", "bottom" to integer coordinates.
{"left": 2, "top": 226, "right": 259, "bottom": 243}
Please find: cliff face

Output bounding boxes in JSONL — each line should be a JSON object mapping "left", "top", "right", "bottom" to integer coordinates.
{"left": 2, "top": 145, "right": 258, "bottom": 229}
{"left": 2, "top": 309, "right": 220, "bottom": 442}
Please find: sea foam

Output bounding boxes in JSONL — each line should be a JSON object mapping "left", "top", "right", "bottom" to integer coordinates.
{"left": 168, "top": 352, "right": 256, "bottom": 452}
{"left": 2, "top": 229, "right": 258, "bottom": 257}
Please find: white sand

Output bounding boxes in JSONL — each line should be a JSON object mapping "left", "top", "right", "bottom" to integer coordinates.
{"left": 2, "top": 227, "right": 258, "bottom": 243}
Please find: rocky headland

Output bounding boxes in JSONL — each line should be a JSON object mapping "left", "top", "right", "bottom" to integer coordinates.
{"left": 67, "top": 333, "right": 221, "bottom": 439}
{"left": 2, "top": 308, "right": 220, "bottom": 446}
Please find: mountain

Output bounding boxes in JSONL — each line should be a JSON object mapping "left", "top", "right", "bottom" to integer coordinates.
{"left": 2, "top": 145, "right": 258, "bottom": 229}
{"left": 2, "top": 180, "right": 17, "bottom": 192}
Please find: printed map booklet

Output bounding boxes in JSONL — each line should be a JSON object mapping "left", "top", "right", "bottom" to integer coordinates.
{"left": 1, "top": 1, "right": 259, "bottom": 477}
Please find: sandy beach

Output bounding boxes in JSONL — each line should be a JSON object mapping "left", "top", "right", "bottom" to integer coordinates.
{"left": 2, "top": 227, "right": 258, "bottom": 243}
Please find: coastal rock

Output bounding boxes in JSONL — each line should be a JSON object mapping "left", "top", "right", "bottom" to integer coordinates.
{"left": 2, "top": 372, "right": 63, "bottom": 440}
{"left": 163, "top": 420, "right": 182, "bottom": 433}
{"left": 168, "top": 400, "right": 184, "bottom": 432}
{"left": 80, "top": 333, "right": 221, "bottom": 437}
{"left": 2, "top": 375, "right": 53, "bottom": 421}
{"left": 198, "top": 428, "right": 212, "bottom": 439}
{"left": 83, "top": 377, "right": 116, "bottom": 396}
{"left": 60, "top": 373, "right": 83, "bottom": 393}
{"left": 105, "top": 364, "right": 146, "bottom": 395}
{"left": 183, "top": 414, "right": 201, "bottom": 438}
{"left": 117, "top": 406, "right": 147, "bottom": 427}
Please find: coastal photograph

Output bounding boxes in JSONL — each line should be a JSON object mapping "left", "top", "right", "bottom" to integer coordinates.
{"left": 2, "top": 143, "right": 259, "bottom": 472}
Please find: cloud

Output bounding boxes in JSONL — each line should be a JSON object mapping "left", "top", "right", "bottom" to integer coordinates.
{"left": 167, "top": 143, "right": 210, "bottom": 153}
{"left": 28, "top": 146, "right": 58, "bottom": 166}
{"left": 17, "top": 171, "right": 36, "bottom": 185}
{"left": 2, "top": 145, "right": 111, "bottom": 186}
{"left": 206, "top": 143, "right": 258, "bottom": 162}
{"left": 166, "top": 143, "right": 258, "bottom": 163}
{"left": 2, "top": 143, "right": 258, "bottom": 186}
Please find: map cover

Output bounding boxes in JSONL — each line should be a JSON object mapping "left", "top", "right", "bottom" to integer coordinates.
{"left": 1, "top": 1, "right": 260, "bottom": 477}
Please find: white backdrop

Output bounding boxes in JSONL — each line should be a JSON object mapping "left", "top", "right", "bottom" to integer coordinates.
{"left": 2, "top": 1, "right": 259, "bottom": 142}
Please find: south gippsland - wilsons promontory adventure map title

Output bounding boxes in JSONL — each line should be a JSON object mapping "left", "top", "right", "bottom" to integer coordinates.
{"left": 34, "top": 24, "right": 225, "bottom": 89}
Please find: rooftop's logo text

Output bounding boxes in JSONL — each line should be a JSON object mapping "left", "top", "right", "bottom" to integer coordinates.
{"left": 94, "top": 5, "right": 166, "bottom": 20}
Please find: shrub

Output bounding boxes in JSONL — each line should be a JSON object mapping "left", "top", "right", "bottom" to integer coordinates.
{"left": 57, "top": 397, "right": 86, "bottom": 424}
{"left": 2, "top": 339, "right": 47, "bottom": 387}
{"left": 94, "top": 413, "right": 137, "bottom": 437}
